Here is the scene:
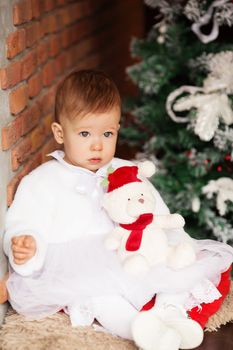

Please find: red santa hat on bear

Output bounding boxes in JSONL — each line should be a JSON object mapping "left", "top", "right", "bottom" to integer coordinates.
{"left": 107, "top": 161, "right": 156, "bottom": 193}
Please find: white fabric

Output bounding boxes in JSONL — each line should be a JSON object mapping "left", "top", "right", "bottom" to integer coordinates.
{"left": 93, "top": 295, "right": 137, "bottom": 339}
{"left": 4, "top": 150, "right": 233, "bottom": 332}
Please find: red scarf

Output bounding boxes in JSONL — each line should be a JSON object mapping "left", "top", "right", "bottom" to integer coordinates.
{"left": 120, "top": 213, "right": 154, "bottom": 251}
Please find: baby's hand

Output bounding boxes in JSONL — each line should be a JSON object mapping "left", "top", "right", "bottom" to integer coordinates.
{"left": 11, "top": 235, "right": 37, "bottom": 265}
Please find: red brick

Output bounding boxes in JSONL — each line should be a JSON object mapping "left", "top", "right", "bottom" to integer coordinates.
{"left": 55, "top": 10, "right": 65, "bottom": 31}
{"left": 60, "top": 28, "right": 69, "bottom": 48}
{"left": 31, "top": 0, "right": 42, "bottom": 18}
{"left": 55, "top": 52, "right": 66, "bottom": 76}
{"left": 65, "top": 47, "right": 75, "bottom": 68}
{"left": 71, "top": 19, "right": 93, "bottom": 44}
{"left": 42, "top": 61, "right": 56, "bottom": 86}
{"left": 11, "top": 134, "right": 32, "bottom": 171}
{"left": 57, "top": 8, "right": 70, "bottom": 27}
{"left": 48, "top": 34, "right": 60, "bottom": 57}
{"left": 38, "top": 87, "right": 55, "bottom": 115}
{"left": 31, "top": 124, "right": 46, "bottom": 153}
{"left": 42, "top": 113, "right": 54, "bottom": 136}
{"left": 21, "top": 103, "right": 41, "bottom": 135}
{"left": 37, "top": 40, "right": 49, "bottom": 65}
{"left": 6, "top": 29, "right": 26, "bottom": 59}
{"left": 21, "top": 49, "right": 37, "bottom": 80}
{"left": 41, "top": 137, "right": 57, "bottom": 163}
{"left": 1, "top": 116, "right": 23, "bottom": 150}
{"left": 56, "top": 0, "right": 66, "bottom": 5}
{"left": 69, "top": 2, "right": 91, "bottom": 23}
{"left": 0, "top": 61, "right": 22, "bottom": 89}
{"left": 13, "top": 0, "right": 33, "bottom": 25}
{"left": 7, "top": 175, "right": 21, "bottom": 206}
{"left": 43, "top": 0, "right": 56, "bottom": 12}
{"left": 9, "top": 84, "right": 28, "bottom": 115}
{"left": 28, "top": 71, "right": 43, "bottom": 98}
{"left": 25, "top": 22, "right": 40, "bottom": 47}
{"left": 41, "top": 14, "right": 58, "bottom": 35}
{"left": 7, "top": 149, "right": 44, "bottom": 204}
{"left": 22, "top": 151, "right": 42, "bottom": 177}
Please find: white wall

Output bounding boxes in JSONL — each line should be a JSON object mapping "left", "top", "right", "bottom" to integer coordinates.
{"left": 0, "top": 0, "right": 15, "bottom": 323}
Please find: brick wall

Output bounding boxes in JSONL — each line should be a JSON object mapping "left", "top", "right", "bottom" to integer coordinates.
{"left": 0, "top": 0, "right": 144, "bottom": 207}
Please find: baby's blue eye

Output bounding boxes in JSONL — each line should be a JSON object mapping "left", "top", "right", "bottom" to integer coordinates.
{"left": 79, "top": 131, "right": 90, "bottom": 137}
{"left": 104, "top": 131, "right": 113, "bottom": 137}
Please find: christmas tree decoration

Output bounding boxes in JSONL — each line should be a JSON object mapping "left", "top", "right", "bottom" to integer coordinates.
{"left": 186, "top": 0, "right": 233, "bottom": 43}
{"left": 213, "top": 126, "right": 233, "bottom": 152}
{"left": 192, "top": 197, "right": 201, "bottom": 212}
{"left": 202, "top": 178, "right": 233, "bottom": 216}
{"left": 122, "top": 0, "right": 233, "bottom": 244}
{"left": 166, "top": 51, "right": 233, "bottom": 141}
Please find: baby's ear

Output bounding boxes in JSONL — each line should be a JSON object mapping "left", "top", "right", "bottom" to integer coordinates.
{"left": 51, "top": 122, "right": 64, "bottom": 144}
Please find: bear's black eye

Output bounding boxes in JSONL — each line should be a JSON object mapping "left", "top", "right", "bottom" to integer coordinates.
{"left": 141, "top": 193, "right": 144, "bottom": 196}
{"left": 128, "top": 198, "right": 131, "bottom": 201}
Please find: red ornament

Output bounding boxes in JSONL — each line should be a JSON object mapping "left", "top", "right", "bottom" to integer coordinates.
{"left": 217, "top": 166, "right": 222, "bottom": 172}
{"left": 224, "top": 154, "right": 231, "bottom": 161}
{"left": 186, "top": 150, "right": 193, "bottom": 158}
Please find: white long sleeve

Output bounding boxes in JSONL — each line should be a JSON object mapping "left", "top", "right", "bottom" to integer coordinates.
{"left": 4, "top": 173, "right": 53, "bottom": 276}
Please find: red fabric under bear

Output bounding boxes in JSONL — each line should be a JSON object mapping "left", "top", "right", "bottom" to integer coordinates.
{"left": 141, "top": 265, "right": 232, "bottom": 328}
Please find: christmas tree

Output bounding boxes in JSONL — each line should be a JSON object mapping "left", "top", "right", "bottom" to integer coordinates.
{"left": 121, "top": 0, "right": 233, "bottom": 244}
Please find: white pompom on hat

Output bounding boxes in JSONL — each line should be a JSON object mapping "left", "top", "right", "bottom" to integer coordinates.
{"left": 106, "top": 161, "right": 156, "bottom": 193}
{"left": 137, "top": 160, "right": 156, "bottom": 178}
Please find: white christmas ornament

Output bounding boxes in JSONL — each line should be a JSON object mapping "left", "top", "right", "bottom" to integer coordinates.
{"left": 192, "top": 197, "right": 201, "bottom": 213}
{"left": 184, "top": 0, "right": 233, "bottom": 43}
{"left": 166, "top": 51, "right": 233, "bottom": 141}
{"left": 202, "top": 178, "right": 233, "bottom": 216}
{"left": 157, "top": 35, "right": 165, "bottom": 44}
{"left": 174, "top": 92, "right": 233, "bottom": 141}
{"left": 159, "top": 24, "right": 167, "bottom": 34}
{"left": 190, "top": 0, "right": 230, "bottom": 44}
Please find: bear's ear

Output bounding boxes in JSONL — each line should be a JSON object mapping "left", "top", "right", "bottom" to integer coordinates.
{"left": 138, "top": 161, "right": 156, "bottom": 178}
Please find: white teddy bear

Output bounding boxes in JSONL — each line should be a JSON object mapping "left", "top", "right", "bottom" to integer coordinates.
{"left": 103, "top": 161, "right": 196, "bottom": 274}
{"left": 103, "top": 161, "right": 204, "bottom": 350}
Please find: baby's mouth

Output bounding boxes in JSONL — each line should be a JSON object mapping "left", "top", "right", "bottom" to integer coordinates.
{"left": 89, "top": 158, "right": 101, "bottom": 164}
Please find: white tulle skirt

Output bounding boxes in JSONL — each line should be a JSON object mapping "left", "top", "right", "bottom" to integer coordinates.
{"left": 7, "top": 233, "right": 233, "bottom": 321}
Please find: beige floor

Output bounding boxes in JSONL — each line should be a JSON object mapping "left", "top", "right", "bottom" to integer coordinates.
{"left": 0, "top": 284, "right": 232, "bottom": 350}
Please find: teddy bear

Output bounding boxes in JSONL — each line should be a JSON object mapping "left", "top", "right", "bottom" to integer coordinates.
{"left": 102, "top": 161, "right": 196, "bottom": 275}
{"left": 102, "top": 161, "right": 205, "bottom": 350}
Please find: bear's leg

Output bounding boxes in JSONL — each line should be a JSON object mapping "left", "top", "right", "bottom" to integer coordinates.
{"left": 155, "top": 304, "right": 203, "bottom": 349}
{"left": 132, "top": 309, "right": 181, "bottom": 350}
{"left": 137, "top": 292, "right": 203, "bottom": 349}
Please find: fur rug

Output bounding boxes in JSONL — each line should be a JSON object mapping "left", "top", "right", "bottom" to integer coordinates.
{"left": 0, "top": 283, "right": 232, "bottom": 350}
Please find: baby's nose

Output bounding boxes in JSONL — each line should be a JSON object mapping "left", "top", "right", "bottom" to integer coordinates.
{"left": 138, "top": 198, "right": 144, "bottom": 204}
{"left": 91, "top": 140, "right": 102, "bottom": 151}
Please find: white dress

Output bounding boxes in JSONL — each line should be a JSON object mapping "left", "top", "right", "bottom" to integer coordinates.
{"left": 5, "top": 151, "right": 233, "bottom": 325}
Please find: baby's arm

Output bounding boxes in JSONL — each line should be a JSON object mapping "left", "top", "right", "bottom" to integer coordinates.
{"left": 11, "top": 235, "right": 36, "bottom": 265}
{"left": 4, "top": 173, "right": 52, "bottom": 276}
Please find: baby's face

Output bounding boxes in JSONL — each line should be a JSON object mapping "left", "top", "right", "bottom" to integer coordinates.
{"left": 59, "top": 107, "right": 120, "bottom": 172}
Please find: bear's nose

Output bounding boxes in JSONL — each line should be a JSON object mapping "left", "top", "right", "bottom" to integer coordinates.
{"left": 138, "top": 198, "right": 144, "bottom": 204}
